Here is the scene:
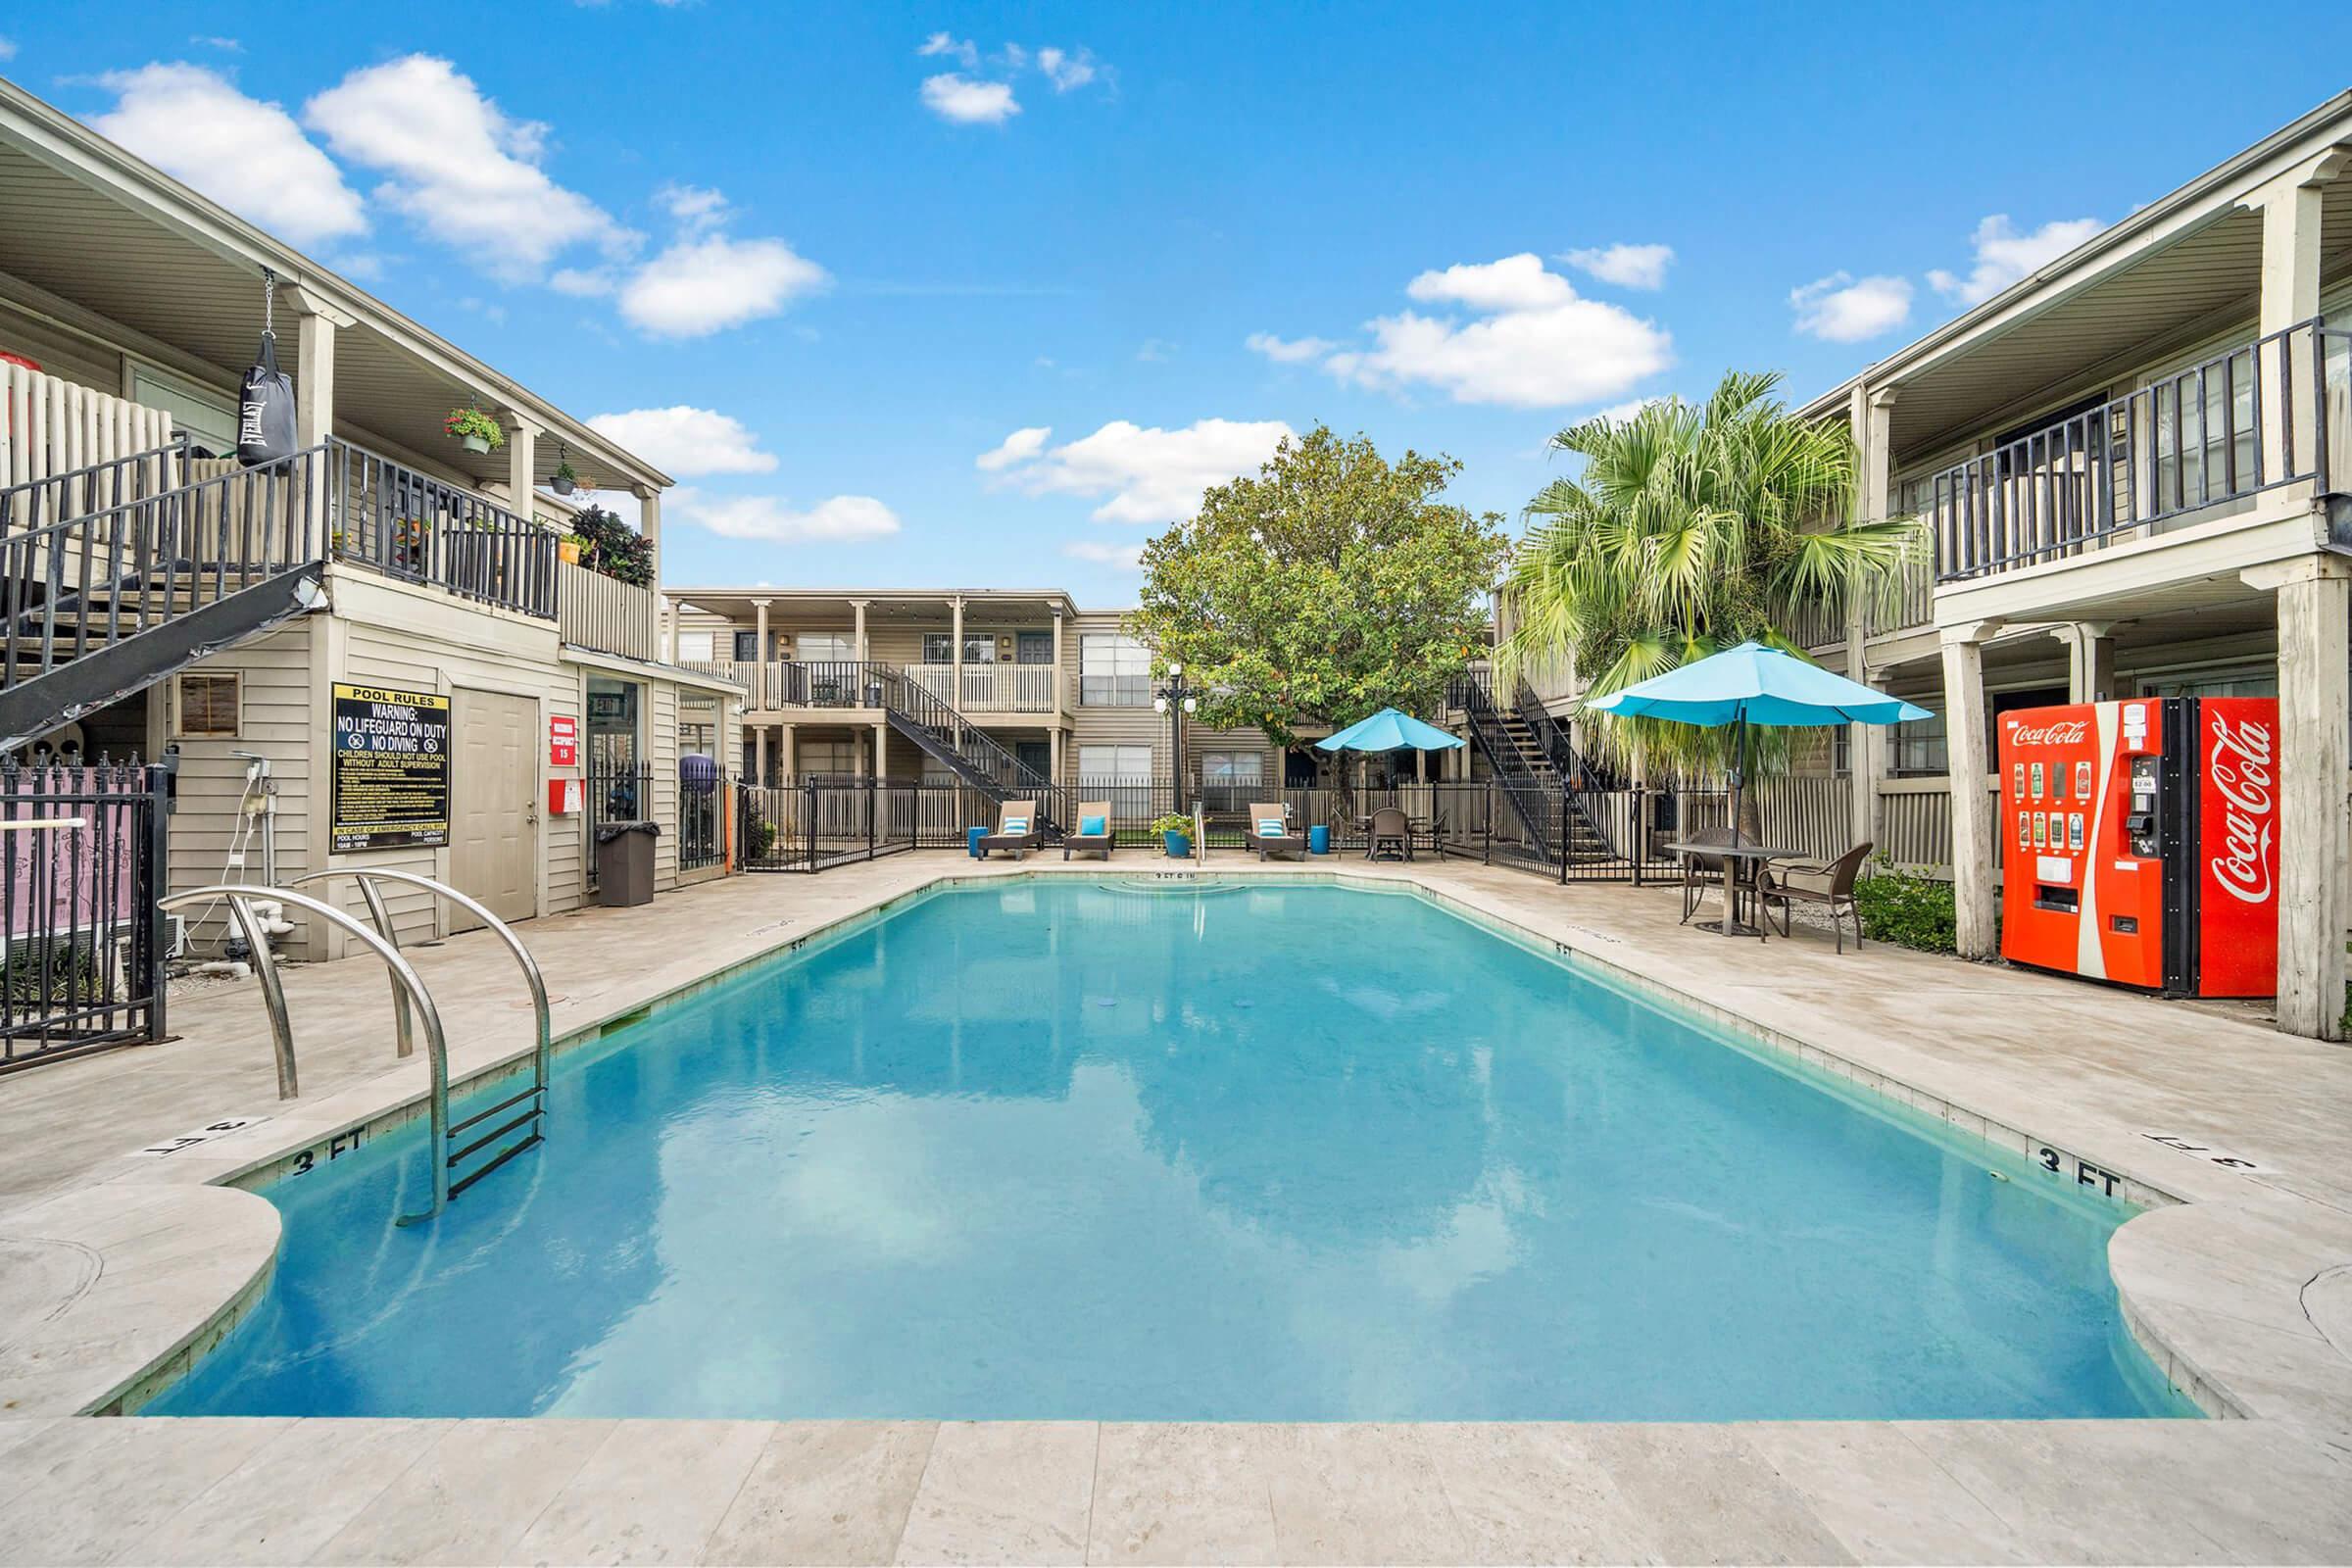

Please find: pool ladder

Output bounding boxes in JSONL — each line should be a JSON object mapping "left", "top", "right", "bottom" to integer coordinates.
{"left": 156, "top": 871, "right": 551, "bottom": 1224}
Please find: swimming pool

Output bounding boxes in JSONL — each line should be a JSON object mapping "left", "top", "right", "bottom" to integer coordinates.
{"left": 154, "top": 878, "right": 2189, "bottom": 1422}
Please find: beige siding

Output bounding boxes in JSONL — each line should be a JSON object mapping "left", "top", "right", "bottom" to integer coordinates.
{"left": 1064, "top": 611, "right": 1277, "bottom": 787}
{"left": 0, "top": 297, "right": 122, "bottom": 395}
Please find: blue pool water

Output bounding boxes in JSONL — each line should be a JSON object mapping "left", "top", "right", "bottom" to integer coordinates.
{"left": 155, "top": 880, "right": 2188, "bottom": 1421}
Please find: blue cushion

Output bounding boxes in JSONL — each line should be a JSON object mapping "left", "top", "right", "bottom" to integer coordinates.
{"left": 1079, "top": 815, "right": 1107, "bottom": 836}
{"left": 1002, "top": 816, "right": 1029, "bottom": 833}
{"left": 1257, "top": 818, "right": 1286, "bottom": 837}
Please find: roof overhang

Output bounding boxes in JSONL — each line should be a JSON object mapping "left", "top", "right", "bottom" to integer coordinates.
{"left": 0, "top": 75, "right": 671, "bottom": 494}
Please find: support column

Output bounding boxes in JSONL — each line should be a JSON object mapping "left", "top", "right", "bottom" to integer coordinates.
{"left": 752, "top": 598, "right": 771, "bottom": 708}
{"left": 2054, "top": 621, "right": 2117, "bottom": 703}
{"left": 1939, "top": 620, "right": 2001, "bottom": 959}
{"left": 1051, "top": 726, "right": 1063, "bottom": 790}
{"left": 2256, "top": 165, "right": 2328, "bottom": 483}
{"left": 633, "top": 482, "right": 663, "bottom": 589}
{"left": 281, "top": 286, "right": 353, "bottom": 453}
{"left": 2247, "top": 558, "right": 2349, "bottom": 1040}
{"left": 1051, "top": 605, "right": 1066, "bottom": 717}
{"left": 950, "top": 595, "right": 966, "bottom": 744}
{"left": 660, "top": 595, "right": 679, "bottom": 663}
{"left": 503, "top": 412, "right": 541, "bottom": 521}
{"left": 1847, "top": 383, "right": 1897, "bottom": 854}
{"left": 778, "top": 722, "right": 796, "bottom": 782}
{"left": 753, "top": 725, "right": 769, "bottom": 788}
{"left": 851, "top": 599, "right": 869, "bottom": 661}
{"left": 872, "top": 723, "right": 890, "bottom": 782}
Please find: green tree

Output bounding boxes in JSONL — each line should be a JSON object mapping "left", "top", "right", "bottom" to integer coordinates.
{"left": 1129, "top": 426, "right": 1508, "bottom": 752}
{"left": 1497, "top": 370, "right": 1923, "bottom": 778}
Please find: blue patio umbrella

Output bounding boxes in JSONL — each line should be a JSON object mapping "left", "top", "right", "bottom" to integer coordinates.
{"left": 1586, "top": 640, "right": 1930, "bottom": 849}
{"left": 1313, "top": 707, "right": 1467, "bottom": 755}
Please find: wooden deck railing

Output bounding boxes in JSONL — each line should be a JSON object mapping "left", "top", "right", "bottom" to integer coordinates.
{"left": 557, "top": 564, "right": 656, "bottom": 661}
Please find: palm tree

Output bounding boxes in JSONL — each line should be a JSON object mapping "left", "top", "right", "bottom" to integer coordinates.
{"left": 1497, "top": 369, "right": 1923, "bottom": 783}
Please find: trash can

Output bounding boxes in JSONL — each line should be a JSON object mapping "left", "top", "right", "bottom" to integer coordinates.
{"left": 1308, "top": 824, "right": 1331, "bottom": 856}
{"left": 595, "top": 820, "right": 661, "bottom": 906}
{"left": 967, "top": 825, "right": 989, "bottom": 859}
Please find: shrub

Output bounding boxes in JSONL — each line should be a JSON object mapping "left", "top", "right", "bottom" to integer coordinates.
{"left": 1852, "top": 859, "right": 1957, "bottom": 954}
{"left": 570, "top": 505, "right": 655, "bottom": 587}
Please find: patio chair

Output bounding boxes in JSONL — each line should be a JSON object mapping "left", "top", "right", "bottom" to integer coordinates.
{"left": 1062, "top": 801, "right": 1115, "bottom": 861}
{"left": 1678, "top": 827, "right": 1739, "bottom": 925}
{"left": 977, "top": 800, "right": 1043, "bottom": 860}
{"left": 1367, "top": 806, "right": 1411, "bottom": 862}
{"left": 1249, "top": 802, "right": 1305, "bottom": 861}
{"left": 1757, "top": 842, "right": 1875, "bottom": 953}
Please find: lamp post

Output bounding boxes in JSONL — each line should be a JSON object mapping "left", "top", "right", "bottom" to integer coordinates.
{"left": 1152, "top": 663, "right": 1199, "bottom": 805}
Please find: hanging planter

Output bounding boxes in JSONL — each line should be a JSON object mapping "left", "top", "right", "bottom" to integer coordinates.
{"left": 551, "top": 444, "right": 578, "bottom": 496}
{"left": 444, "top": 406, "right": 505, "bottom": 456}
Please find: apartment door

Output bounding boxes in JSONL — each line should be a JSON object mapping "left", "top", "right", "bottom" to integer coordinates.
{"left": 450, "top": 688, "right": 538, "bottom": 930}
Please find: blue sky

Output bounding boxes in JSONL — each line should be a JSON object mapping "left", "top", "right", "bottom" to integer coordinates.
{"left": 6, "top": 3, "right": 2349, "bottom": 607}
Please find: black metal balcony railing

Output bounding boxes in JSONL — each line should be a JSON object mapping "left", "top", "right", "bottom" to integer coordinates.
{"left": 1933, "top": 318, "right": 2346, "bottom": 582}
{"left": 329, "top": 439, "right": 557, "bottom": 619}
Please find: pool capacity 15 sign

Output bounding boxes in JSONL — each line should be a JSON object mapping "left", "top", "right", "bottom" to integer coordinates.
{"left": 330, "top": 682, "right": 451, "bottom": 853}
{"left": 549, "top": 713, "right": 579, "bottom": 768}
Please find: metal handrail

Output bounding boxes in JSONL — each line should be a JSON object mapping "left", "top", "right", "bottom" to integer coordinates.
{"left": 156, "top": 883, "right": 454, "bottom": 1220}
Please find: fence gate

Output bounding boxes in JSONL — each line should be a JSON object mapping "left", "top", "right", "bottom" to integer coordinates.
{"left": 0, "top": 762, "right": 169, "bottom": 1071}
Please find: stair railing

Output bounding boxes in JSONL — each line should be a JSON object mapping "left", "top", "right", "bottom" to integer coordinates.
{"left": 1447, "top": 672, "right": 1561, "bottom": 866}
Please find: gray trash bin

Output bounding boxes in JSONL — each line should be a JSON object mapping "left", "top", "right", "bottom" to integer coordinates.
{"left": 595, "top": 820, "right": 661, "bottom": 906}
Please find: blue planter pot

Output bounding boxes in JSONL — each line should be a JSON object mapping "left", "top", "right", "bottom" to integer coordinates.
{"left": 1163, "top": 832, "right": 1192, "bottom": 858}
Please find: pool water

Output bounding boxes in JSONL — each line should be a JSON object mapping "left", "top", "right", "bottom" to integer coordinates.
{"left": 155, "top": 880, "right": 2189, "bottom": 1421}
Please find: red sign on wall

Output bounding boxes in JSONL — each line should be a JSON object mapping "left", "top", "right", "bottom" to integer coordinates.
{"left": 549, "top": 714, "right": 579, "bottom": 768}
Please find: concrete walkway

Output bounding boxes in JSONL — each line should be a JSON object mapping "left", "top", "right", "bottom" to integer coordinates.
{"left": 2, "top": 852, "right": 2349, "bottom": 1563}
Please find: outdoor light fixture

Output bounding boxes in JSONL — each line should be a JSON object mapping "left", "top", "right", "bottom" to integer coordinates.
{"left": 1154, "top": 662, "right": 1198, "bottom": 797}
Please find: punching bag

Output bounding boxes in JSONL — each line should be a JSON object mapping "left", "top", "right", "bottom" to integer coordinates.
{"left": 236, "top": 271, "right": 296, "bottom": 466}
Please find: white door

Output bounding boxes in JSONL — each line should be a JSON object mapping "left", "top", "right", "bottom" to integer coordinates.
{"left": 450, "top": 688, "right": 537, "bottom": 928}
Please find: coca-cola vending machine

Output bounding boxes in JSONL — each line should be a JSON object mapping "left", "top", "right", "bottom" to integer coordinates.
{"left": 1996, "top": 697, "right": 2278, "bottom": 997}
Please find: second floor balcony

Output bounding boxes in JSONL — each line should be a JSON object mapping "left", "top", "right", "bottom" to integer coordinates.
{"left": 684, "top": 658, "right": 1065, "bottom": 718}
{"left": 1929, "top": 320, "right": 2352, "bottom": 585}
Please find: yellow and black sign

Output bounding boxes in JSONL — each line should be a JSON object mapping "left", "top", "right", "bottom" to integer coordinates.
{"left": 330, "top": 682, "right": 451, "bottom": 852}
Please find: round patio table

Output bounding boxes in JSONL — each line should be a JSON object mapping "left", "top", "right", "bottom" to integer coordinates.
{"left": 1661, "top": 837, "right": 1810, "bottom": 940}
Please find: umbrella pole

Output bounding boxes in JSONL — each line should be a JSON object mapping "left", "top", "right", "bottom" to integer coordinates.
{"left": 1725, "top": 712, "right": 1748, "bottom": 937}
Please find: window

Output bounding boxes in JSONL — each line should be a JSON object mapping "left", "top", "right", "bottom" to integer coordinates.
{"left": 2138, "top": 666, "right": 2278, "bottom": 701}
{"left": 1889, "top": 709, "right": 1945, "bottom": 777}
{"left": 128, "top": 366, "right": 236, "bottom": 457}
{"left": 1015, "top": 630, "right": 1054, "bottom": 665}
{"left": 1200, "top": 752, "right": 1262, "bottom": 785}
{"left": 175, "top": 671, "right": 240, "bottom": 738}
{"left": 1080, "top": 634, "right": 1151, "bottom": 706}
{"left": 675, "top": 630, "right": 714, "bottom": 662}
{"left": 795, "top": 632, "right": 856, "bottom": 662}
{"left": 922, "top": 632, "right": 996, "bottom": 664}
{"left": 797, "top": 739, "right": 858, "bottom": 780}
{"left": 732, "top": 629, "right": 763, "bottom": 662}
{"left": 1077, "top": 745, "right": 1152, "bottom": 782}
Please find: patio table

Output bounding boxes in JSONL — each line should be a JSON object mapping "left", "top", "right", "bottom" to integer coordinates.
{"left": 1660, "top": 837, "right": 1809, "bottom": 940}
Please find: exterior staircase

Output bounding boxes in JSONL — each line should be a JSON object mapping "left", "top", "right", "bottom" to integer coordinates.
{"left": 845, "top": 662, "right": 1067, "bottom": 834}
{"left": 1449, "top": 671, "right": 1618, "bottom": 867}
{"left": 0, "top": 443, "right": 331, "bottom": 752}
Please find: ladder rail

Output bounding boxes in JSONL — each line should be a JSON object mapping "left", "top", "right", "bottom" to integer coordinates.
{"left": 156, "top": 883, "right": 454, "bottom": 1220}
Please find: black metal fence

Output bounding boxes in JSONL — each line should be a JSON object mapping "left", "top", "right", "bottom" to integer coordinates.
{"left": 584, "top": 760, "right": 655, "bottom": 890}
{"left": 0, "top": 761, "right": 168, "bottom": 1071}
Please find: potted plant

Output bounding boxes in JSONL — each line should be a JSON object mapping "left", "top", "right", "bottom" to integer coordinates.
{"left": 557, "top": 533, "right": 584, "bottom": 565}
{"left": 1151, "top": 812, "right": 1195, "bottom": 858}
{"left": 444, "top": 406, "right": 505, "bottom": 456}
{"left": 551, "top": 447, "right": 579, "bottom": 496}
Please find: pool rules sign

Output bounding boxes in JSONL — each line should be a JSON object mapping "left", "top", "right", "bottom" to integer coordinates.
{"left": 330, "top": 682, "right": 451, "bottom": 852}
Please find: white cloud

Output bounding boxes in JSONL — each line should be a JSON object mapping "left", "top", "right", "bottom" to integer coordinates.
{"left": 549, "top": 267, "right": 615, "bottom": 297}
{"left": 669, "top": 487, "right": 901, "bottom": 543}
{"left": 1561, "top": 242, "right": 1674, "bottom": 290}
{"left": 1320, "top": 253, "right": 1672, "bottom": 409}
{"left": 921, "top": 74, "right": 1020, "bottom": 125}
{"left": 976, "top": 426, "right": 1052, "bottom": 471}
{"left": 305, "top": 54, "right": 631, "bottom": 281}
{"left": 1789, "top": 271, "right": 1913, "bottom": 342}
{"left": 91, "top": 64, "right": 366, "bottom": 248}
{"left": 618, "top": 232, "right": 828, "bottom": 337}
{"left": 1405, "top": 253, "right": 1573, "bottom": 313}
{"left": 1588, "top": 397, "right": 1665, "bottom": 425}
{"left": 189, "top": 34, "right": 241, "bottom": 51}
{"left": 1063, "top": 539, "right": 1143, "bottom": 569}
{"left": 988, "top": 417, "right": 1294, "bottom": 524}
{"left": 1928, "top": 214, "right": 2103, "bottom": 305}
{"left": 656, "top": 181, "right": 730, "bottom": 234}
{"left": 586, "top": 407, "right": 777, "bottom": 475}
{"left": 1037, "top": 46, "right": 1098, "bottom": 91}
{"left": 1245, "top": 331, "right": 1336, "bottom": 365}
{"left": 0, "top": 37, "right": 16, "bottom": 62}
{"left": 917, "top": 31, "right": 979, "bottom": 68}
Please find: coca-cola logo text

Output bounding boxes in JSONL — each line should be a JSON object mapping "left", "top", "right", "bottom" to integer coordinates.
{"left": 2010, "top": 718, "right": 2088, "bottom": 748}
{"left": 2207, "top": 712, "right": 2277, "bottom": 906}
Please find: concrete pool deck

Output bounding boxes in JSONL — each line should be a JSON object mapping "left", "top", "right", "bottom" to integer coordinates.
{"left": 2, "top": 853, "right": 2349, "bottom": 1563}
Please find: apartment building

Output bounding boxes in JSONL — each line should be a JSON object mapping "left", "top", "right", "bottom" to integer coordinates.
{"left": 661, "top": 588, "right": 1288, "bottom": 798}
{"left": 0, "top": 76, "right": 740, "bottom": 961}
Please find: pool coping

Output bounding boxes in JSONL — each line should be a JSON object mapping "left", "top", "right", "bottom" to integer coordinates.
{"left": 2, "top": 858, "right": 2347, "bottom": 1436}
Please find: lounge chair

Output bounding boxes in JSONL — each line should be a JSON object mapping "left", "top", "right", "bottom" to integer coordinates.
{"left": 977, "top": 800, "right": 1043, "bottom": 860}
{"left": 1366, "top": 806, "right": 1411, "bottom": 862}
{"left": 1062, "top": 801, "right": 1115, "bottom": 861}
{"left": 1249, "top": 802, "right": 1305, "bottom": 861}
{"left": 1757, "top": 842, "right": 1875, "bottom": 952}
{"left": 1678, "top": 826, "right": 1738, "bottom": 925}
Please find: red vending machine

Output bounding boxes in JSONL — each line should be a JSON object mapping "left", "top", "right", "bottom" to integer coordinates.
{"left": 1996, "top": 697, "right": 2278, "bottom": 998}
